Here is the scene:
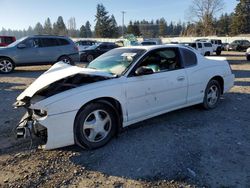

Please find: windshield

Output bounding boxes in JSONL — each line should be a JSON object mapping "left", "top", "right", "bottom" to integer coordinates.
{"left": 7, "top": 37, "right": 27, "bottom": 47}
{"left": 87, "top": 48, "right": 146, "bottom": 76}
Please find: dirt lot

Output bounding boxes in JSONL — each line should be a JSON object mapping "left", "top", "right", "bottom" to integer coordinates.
{"left": 0, "top": 51, "right": 249, "bottom": 188}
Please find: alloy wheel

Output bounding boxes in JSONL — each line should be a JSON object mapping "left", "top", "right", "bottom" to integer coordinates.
{"left": 0, "top": 59, "right": 13, "bottom": 73}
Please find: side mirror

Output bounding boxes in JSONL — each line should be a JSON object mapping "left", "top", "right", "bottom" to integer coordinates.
{"left": 17, "top": 44, "right": 26, "bottom": 49}
{"left": 135, "top": 66, "right": 154, "bottom": 76}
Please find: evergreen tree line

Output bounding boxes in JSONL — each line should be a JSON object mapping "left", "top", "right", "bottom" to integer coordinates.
{"left": 0, "top": 1, "right": 249, "bottom": 39}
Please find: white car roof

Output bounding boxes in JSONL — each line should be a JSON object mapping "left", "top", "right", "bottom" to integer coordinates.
{"left": 119, "top": 44, "right": 183, "bottom": 51}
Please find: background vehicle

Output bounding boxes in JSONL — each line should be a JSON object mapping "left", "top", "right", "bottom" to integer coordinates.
{"left": 80, "top": 42, "right": 118, "bottom": 62}
{"left": 141, "top": 38, "right": 162, "bottom": 46}
{"left": 0, "top": 36, "right": 16, "bottom": 46}
{"left": 222, "top": 43, "right": 229, "bottom": 51}
{"left": 196, "top": 39, "right": 222, "bottom": 55}
{"left": 246, "top": 48, "right": 250, "bottom": 61}
{"left": 15, "top": 45, "right": 234, "bottom": 150}
{"left": 75, "top": 40, "right": 96, "bottom": 51}
{"left": 141, "top": 41, "right": 157, "bottom": 45}
{"left": 0, "top": 35, "right": 79, "bottom": 73}
{"left": 181, "top": 42, "right": 213, "bottom": 56}
{"left": 228, "top": 40, "right": 250, "bottom": 51}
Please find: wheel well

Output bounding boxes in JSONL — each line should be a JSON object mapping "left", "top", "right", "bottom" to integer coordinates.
{"left": 74, "top": 97, "right": 123, "bottom": 133}
{"left": 210, "top": 76, "right": 224, "bottom": 94}
{"left": 0, "top": 56, "right": 15, "bottom": 64}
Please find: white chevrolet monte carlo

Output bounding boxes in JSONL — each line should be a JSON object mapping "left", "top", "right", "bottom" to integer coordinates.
{"left": 14, "top": 45, "right": 234, "bottom": 150}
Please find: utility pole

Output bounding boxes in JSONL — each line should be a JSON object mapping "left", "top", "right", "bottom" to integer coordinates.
{"left": 121, "top": 11, "right": 126, "bottom": 38}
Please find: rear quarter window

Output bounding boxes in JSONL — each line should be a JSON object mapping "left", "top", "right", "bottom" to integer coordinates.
{"left": 40, "top": 38, "right": 59, "bottom": 47}
{"left": 204, "top": 43, "right": 212, "bottom": 47}
{"left": 180, "top": 48, "right": 197, "bottom": 67}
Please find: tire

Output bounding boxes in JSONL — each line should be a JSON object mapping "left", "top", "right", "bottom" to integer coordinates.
{"left": 74, "top": 102, "right": 117, "bottom": 149}
{"left": 58, "top": 56, "right": 74, "bottom": 65}
{"left": 204, "top": 52, "right": 210, "bottom": 56}
{"left": 0, "top": 58, "right": 15, "bottom": 74}
{"left": 86, "top": 54, "right": 94, "bottom": 62}
{"left": 247, "top": 55, "right": 250, "bottom": 61}
{"left": 216, "top": 48, "right": 221, "bottom": 55}
{"left": 236, "top": 46, "right": 241, "bottom": 52}
{"left": 202, "top": 80, "right": 221, "bottom": 110}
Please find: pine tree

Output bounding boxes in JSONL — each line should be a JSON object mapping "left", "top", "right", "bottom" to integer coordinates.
{"left": 34, "top": 22, "right": 43, "bottom": 34}
{"left": 54, "top": 16, "right": 67, "bottom": 36}
{"left": 94, "top": 4, "right": 112, "bottom": 37}
{"left": 79, "top": 25, "right": 87, "bottom": 38}
{"left": 231, "top": 0, "right": 250, "bottom": 35}
{"left": 85, "top": 21, "right": 92, "bottom": 38}
{"left": 43, "top": 18, "right": 52, "bottom": 35}
{"left": 109, "top": 15, "right": 119, "bottom": 38}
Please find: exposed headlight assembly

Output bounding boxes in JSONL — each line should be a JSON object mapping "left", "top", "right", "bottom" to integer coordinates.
{"left": 33, "top": 109, "right": 48, "bottom": 119}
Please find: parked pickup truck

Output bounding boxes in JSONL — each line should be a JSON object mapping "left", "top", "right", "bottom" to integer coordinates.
{"left": 181, "top": 42, "right": 213, "bottom": 56}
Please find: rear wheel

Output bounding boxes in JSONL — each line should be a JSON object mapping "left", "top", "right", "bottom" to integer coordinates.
{"left": 247, "top": 55, "right": 250, "bottom": 61}
{"left": 58, "top": 56, "right": 74, "bottom": 65}
{"left": 74, "top": 102, "right": 117, "bottom": 149}
{"left": 202, "top": 80, "right": 221, "bottom": 110}
{"left": 0, "top": 58, "right": 15, "bottom": 74}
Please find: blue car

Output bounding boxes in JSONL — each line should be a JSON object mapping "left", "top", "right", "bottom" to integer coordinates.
{"left": 0, "top": 35, "right": 80, "bottom": 73}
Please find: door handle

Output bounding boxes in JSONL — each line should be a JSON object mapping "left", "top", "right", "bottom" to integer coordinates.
{"left": 177, "top": 76, "right": 185, "bottom": 81}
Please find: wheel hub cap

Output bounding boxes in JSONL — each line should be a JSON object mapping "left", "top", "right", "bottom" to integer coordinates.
{"left": 83, "top": 110, "right": 111, "bottom": 142}
{"left": 207, "top": 85, "right": 219, "bottom": 106}
{"left": 0, "top": 60, "right": 13, "bottom": 72}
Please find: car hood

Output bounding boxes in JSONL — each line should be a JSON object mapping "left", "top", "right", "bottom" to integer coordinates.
{"left": 16, "top": 61, "right": 114, "bottom": 101}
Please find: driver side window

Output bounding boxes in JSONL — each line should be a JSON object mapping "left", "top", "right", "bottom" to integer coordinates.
{"left": 23, "top": 38, "right": 40, "bottom": 48}
{"left": 138, "top": 48, "right": 181, "bottom": 73}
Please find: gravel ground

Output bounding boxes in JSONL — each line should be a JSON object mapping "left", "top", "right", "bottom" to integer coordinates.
{"left": 0, "top": 51, "right": 249, "bottom": 188}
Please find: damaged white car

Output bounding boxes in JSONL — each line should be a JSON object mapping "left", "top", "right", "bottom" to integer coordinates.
{"left": 14, "top": 45, "right": 234, "bottom": 150}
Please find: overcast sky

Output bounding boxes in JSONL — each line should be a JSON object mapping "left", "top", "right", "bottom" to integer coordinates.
{"left": 0, "top": 0, "right": 238, "bottom": 30}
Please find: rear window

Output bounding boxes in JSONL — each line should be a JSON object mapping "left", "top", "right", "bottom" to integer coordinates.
{"left": 180, "top": 48, "right": 197, "bottom": 67}
{"left": 58, "top": 38, "right": 70, "bottom": 46}
{"left": 0, "top": 37, "right": 15, "bottom": 44}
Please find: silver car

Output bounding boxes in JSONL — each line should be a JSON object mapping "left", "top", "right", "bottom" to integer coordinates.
{"left": 0, "top": 35, "right": 80, "bottom": 73}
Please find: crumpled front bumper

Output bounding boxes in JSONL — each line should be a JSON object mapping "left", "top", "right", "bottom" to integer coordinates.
{"left": 16, "top": 111, "right": 47, "bottom": 145}
{"left": 15, "top": 106, "right": 77, "bottom": 150}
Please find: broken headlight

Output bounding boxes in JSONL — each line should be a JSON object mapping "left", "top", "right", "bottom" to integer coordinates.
{"left": 33, "top": 109, "right": 47, "bottom": 119}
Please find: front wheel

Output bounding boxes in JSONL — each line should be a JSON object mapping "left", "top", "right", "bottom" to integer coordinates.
{"left": 202, "top": 80, "right": 221, "bottom": 110}
{"left": 0, "top": 58, "right": 15, "bottom": 74}
{"left": 216, "top": 48, "right": 221, "bottom": 55}
{"left": 86, "top": 54, "right": 94, "bottom": 62}
{"left": 74, "top": 102, "right": 117, "bottom": 149}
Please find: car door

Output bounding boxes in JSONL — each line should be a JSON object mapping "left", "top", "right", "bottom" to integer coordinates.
{"left": 14, "top": 38, "right": 44, "bottom": 64}
{"left": 179, "top": 48, "right": 203, "bottom": 104}
{"left": 124, "top": 47, "right": 188, "bottom": 122}
{"left": 197, "top": 42, "right": 204, "bottom": 55}
{"left": 39, "top": 38, "right": 61, "bottom": 62}
{"left": 96, "top": 44, "right": 109, "bottom": 56}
